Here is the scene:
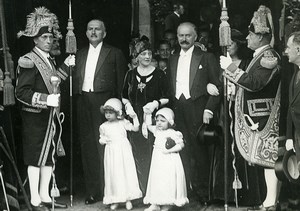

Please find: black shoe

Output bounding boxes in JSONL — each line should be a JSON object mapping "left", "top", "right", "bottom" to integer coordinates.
{"left": 31, "top": 203, "right": 50, "bottom": 211}
{"left": 247, "top": 205, "right": 265, "bottom": 211}
{"left": 266, "top": 203, "right": 281, "bottom": 211}
{"left": 85, "top": 195, "right": 99, "bottom": 205}
{"left": 42, "top": 201, "right": 68, "bottom": 209}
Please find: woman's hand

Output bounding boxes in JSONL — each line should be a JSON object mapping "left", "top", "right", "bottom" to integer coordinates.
{"left": 125, "top": 103, "right": 136, "bottom": 117}
{"left": 207, "top": 83, "right": 219, "bottom": 96}
{"left": 142, "top": 122, "right": 148, "bottom": 139}
{"left": 143, "top": 101, "right": 159, "bottom": 114}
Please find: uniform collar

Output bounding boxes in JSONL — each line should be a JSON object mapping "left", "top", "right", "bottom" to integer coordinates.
{"left": 253, "top": 44, "right": 269, "bottom": 57}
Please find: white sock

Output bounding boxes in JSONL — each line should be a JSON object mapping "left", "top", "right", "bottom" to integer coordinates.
{"left": 39, "top": 166, "right": 52, "bottom": 202}
{"left": 263, "top": 169, "right": 278, "bottom": 207}
{"left": 27, "top": 166, "right": 41, "bottom": 206}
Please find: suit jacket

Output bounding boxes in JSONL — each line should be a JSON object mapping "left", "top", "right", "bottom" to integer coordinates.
{"left": 168, "top": 45, "right": 221, "bottom": 112}
{"left": 164, "top": 12, "right": 181, "bottom": 32}
{"left": 287, "top": 67, "right": 300, "bottom": 139}
{"left": 74, "top": 43, "right": 127, "bottom": 97}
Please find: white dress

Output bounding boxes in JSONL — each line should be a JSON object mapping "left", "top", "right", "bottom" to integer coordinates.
{"left": 99, "top": 119, "right": 142, "bottom": 204}
{"left": 143, "top": 128, "right": 189, "bottom": 206}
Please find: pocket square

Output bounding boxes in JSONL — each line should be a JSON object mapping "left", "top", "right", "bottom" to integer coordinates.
{"left": 198, "top": 64, "right": 203, "bottom": 69}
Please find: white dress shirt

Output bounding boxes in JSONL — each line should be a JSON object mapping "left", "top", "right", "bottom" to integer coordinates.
{"left": 35, "top": 47, "right": 52, "bottom": 70}
{"left": 82, "top": 42, "right": 103, "bottom": 92}
{"left": 175, "top": 45, "right": 194, "bottom": 99}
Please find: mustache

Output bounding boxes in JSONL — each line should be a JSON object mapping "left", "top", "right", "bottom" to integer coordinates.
{"left": 180, "top": 41, "right": 190, "bottom": 45}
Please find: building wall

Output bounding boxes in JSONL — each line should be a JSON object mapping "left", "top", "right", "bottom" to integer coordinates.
{"left": 139, "top": 0, "right": 151, "bottom": 40}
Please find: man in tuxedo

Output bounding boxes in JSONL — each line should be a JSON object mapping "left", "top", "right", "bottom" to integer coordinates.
{"left": 285, "top": 31, "right": 300, "bottom": 172}
{"left": 167, "top": 22, "right": 221, "bottom": 203}
{"left": 74, "top": 19, "right": 127, "bottom": 204}
{"left": 164, "top": 3, "right": 184, "bottom": 33}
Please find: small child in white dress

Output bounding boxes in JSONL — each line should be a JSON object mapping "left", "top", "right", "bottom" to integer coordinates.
{"left": 143, "top": 107, "right": 189, "bottom": 211}
{"left": 99, "top": 98, "right": 142, "bottom": 210}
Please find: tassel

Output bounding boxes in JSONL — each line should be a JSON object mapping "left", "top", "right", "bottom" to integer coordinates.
{"left": 219, "top": 7, "right": 231, "bottom": 47}
{"left": 3, "top": 71, "right": 15, "bottom": 106}
{"left": 51, "top": 183, "right": 60, "bottom": 198}
{"left": 7, "top": 51, "right": 15, "bottom": 79}
{"left": 66, "top": 34, "right": 77, "bottom": 54}
{"left": 0, "top": 68, "right": 3, "bottom": 91}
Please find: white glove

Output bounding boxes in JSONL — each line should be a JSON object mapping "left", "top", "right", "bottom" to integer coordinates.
{"left": 64, "top": 55, "right": 75, "bottom": 67}
{"left": 46, "top": 94, "right": 60, "bottom": 107}
{"left": 142, "top": 122, "right": 148, "bottom": 139}
{"left": 285, "top": 139, "right": 295, "bottom": 151}
{"left": 143, "top": 101, "right": 159, "bottom": 114}
{"left": 207, "top": 83, "right": 219, "bottom": 96}
{"left": 144, "top": 114, "right": 152, "bottom": 126}
{"left": 125, "top": 103, "right": 136, "bottom": 117}
{"left": 220, "top": 52, "right": 232, "bottom": 70}
{"left": 128, "top": 110, "right": 137, "bottom": 118}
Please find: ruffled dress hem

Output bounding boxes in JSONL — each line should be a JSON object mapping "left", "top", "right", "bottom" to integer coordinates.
{"left": 103, "top": 192, "right": 143, "bottom": 204}
{"left": 143, "top": 197, "right": 189, "bottom": 207}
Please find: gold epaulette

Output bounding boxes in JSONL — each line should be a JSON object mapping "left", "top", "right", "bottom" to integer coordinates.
{"left": 18, "top": 56, "right": 34, "bottom": 68}
{"left": 260, "top": 50, "right": 278, "bottom": 69}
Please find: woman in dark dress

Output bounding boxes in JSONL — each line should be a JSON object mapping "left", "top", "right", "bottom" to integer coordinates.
{"left": 212, "top": 29, "right": 267, "bottom": 207}
{"left": 122, "top": 40, "right": 170, "bottom": 194}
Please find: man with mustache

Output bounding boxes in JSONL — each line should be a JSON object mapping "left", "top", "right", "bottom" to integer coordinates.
{"left": 73, "top": 19, "right": 127, "bottom": 205}
{"left": 167, "top": 22, "right": 221, "bottom": 204}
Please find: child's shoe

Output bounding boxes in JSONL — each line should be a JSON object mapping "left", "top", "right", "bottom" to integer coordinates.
{"left": 110, "top": 203, "right": 119, "bottom": 210}
{"left": 144, "top": 204, "right": 160, "bottom": 211}
{"left": 126, "top": 201, "right": 133, "bottom": 210}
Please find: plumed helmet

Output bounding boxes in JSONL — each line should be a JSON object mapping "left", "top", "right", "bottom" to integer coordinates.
{"left": 249, "top": 5, "right": 273, "bottom": 35}
{"left": 100, "top": 98, "right": 123, "bottom": 119}
{"left": 17, "top": 7, "right": 62, "bottom": 39}
{"left": 155, "top": 107, "right": 175, "bottom": 126}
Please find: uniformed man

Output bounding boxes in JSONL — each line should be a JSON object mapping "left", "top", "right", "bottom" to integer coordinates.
{"left": 15, "top": 7, "right": 74, "bottom": 211}
{"left": 220, "top": 5, "right": 281, "bottom": 211}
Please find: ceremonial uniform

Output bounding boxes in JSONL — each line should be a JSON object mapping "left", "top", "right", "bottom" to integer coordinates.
{"left": 16, "top": 47, "right": 69, "bottom": 166}
{"left": 15, "top": 7, "right": 72, "bottom": 210}
{"left": 224, "top": 45, "right": 281, "bottom": 153}
{"left": 221, "top": 6, "right": 281, "bottom": 210}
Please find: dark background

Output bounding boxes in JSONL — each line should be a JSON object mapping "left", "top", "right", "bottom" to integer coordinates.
{"left": 0, "top": 0, "right": 287, "bottom": 199}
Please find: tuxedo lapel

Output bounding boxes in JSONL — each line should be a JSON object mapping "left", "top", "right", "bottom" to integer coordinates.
{"left": 79, "top": 47, "right": 88, "bottom": 81}
{"left": 94, "top": 44, "right": 110, "bottom": 76}
{"left": 170, "top": 54, "right": 179, "bottom": 91}
{"left": 189, "top": 48, "right": 203, "bottom": 89}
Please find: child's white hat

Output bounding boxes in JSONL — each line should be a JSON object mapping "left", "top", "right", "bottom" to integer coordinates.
{"left": 155, "top": 107, "right": 175, "bottom": 126}
{"left": 100, "top": 98, "right": 123, "bottom": 118}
